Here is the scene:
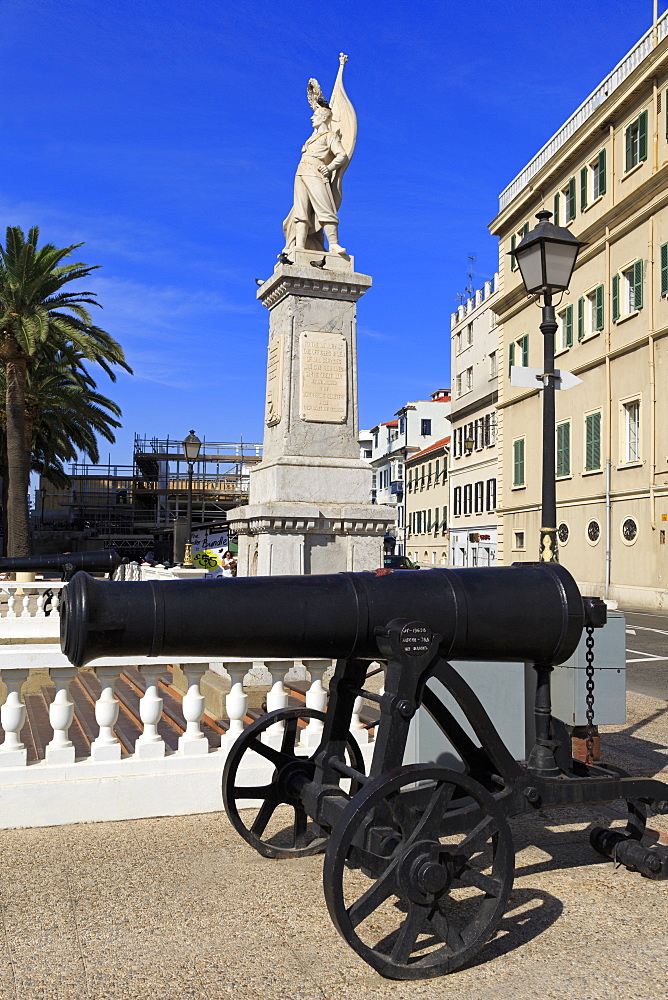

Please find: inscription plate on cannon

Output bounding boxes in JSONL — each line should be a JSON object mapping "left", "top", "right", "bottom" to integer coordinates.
{"left": 400, "top": 622, "right": 432, "bottom": 656}
{"left": 299, "top": 331, "right": 347, "bottom": 423}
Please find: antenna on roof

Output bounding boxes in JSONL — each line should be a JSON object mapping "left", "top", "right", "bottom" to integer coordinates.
{"left": 464, "top": 254, "right": 476, "bottom": 299}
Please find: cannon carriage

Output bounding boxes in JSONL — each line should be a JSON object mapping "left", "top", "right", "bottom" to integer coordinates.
{"left": 60, "top": 562, "right": 668, "bottom": 981}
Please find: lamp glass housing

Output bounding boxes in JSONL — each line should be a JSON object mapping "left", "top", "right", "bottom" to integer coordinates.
{"left": 183, "top": 431, "right": 202, "bottom": 464}
{"left": 512, "top": 211, "right": 585, "bottom": 294}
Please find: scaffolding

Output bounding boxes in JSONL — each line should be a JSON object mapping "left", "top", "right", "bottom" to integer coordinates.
{"left": 35, "top": 434, "right": 263, "bottom": 555}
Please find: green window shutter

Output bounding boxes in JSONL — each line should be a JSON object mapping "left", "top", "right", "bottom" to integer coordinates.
{"left": 522, "top": 222, "right": 529, "bottom": 237}
{"left": 625, "top": 125, "right": 633, "bottom": 172}
{"left": 434, "top": 507, "right": 439, "bottom": 531}
{"left": 612, "top": 273, "right": 620, "bottom": 321}
{"left": 513, "top": 439, "right": 525, "bottom": 487}
{"left": 427, "top": 509, "right": 432, "bottom": 532}
{"left": 580, "top": 166, "right": 588, "bottom": 211}
{"left": 553, "top": 191, "right": 560, "bottom": 227}
{"left": 508, "top": 341, "right": 515, "bottom": 376}
{"left": 595, "top": 285, "right": 604, "bottom": 330}
{"left": 557, "top": 422, "right": 570, "bottom": 477}
{"left": 565, "top": 305, "right": 573, "bottom": 347}
{"left": 578, "top": 296, "right": 585, "bottom": 340}
{"left": 568, "top": 177, "right": 576, "bottom": 220}
{"left": 661, "top": 242, "right": 668, "bottom": 296}
{"left": 598, "top": 148, "right": 607, "bottom": 195}
{"left": 510, "top": 234, "right": 517, "bottom": 271}
{"left": 521, "top": 335, "right": 529, "bottom": 366}
{"left": 633, "top": 259, "right": 643, "bottom": 310}
{"left": 639, "top": 109, "right": 648, "bottom": 162}
{"left": 585, "top": 413, "right": 601, "bottom": 471}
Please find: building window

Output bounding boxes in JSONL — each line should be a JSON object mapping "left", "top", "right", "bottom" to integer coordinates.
{"left": 474, "top": 481, "right": 484, "bottom": 514}
{"left": 621, "top": 516, "right": 638, "bottom": 543}
{"left": 463, "top": 484, "right": 473, "bottom": 515}
{"left": 454, "top": 426, "right": 463, "bottom": 458}
{"left": 434, "top": 507, "right": 439, "bottom": 533}
{"left": 661, "top": 242, "right": 668, "bottom": 297}
{"left": 612, "top": 262, "right": 643, "bottom": 321}
{"left": 559, "top": 304, "right": 573, "bottom": 349}
{"left": 625, "top": 110, "right": 648, "bottom": 172}
{"left": 513, "top": 530, "right": 525, "bottom": 550}
{"left": 591, "top": 148, "right": 607, "bottom": 200}
{"left": 561, "top": 176, "right": 576, "bottom": 222}
{"left": 587, "top": 519, "right": 601, "bottom": 544}
{"left": 465, "top": 322, "right": 473, "bottom": 348}
{"left": 457, "top": 367, "right": 472, "bottom": 396}
{"left": 558, "top": 522, "right": 570, "bottom": 544}
{"left": 624, "top": 400, "right": 640, "bottom": 463}
{"left": 442, "top": 506, "right": 448, "bottom": 530}
{"left": 421, "top": 419, "right": 431, "bottom": 436}
{"left": 453, "top": 486, "right": 462, "bottom": 516}
{"left": 513, "top": 438, "right": 525, "bottom": 487}
{"left": 399, "top": 417, "right": 405, "bottom": 434}
{"left": 510, "top": 221, "right": 529, "bottom": 271}
{"left": 585, "top": 411, "right": 602, "bottom": 472}
{"left": 508, "top": 335, "right": 529, "bottom": 375}
{"left": 489, "top": 351, "right": 497, "bottom": 378}
{"left": 556, "top": 420, "right": 571, "bottom": 478}
{"left": 486, "top": 478, "right": 496, "bottom": 511}
{"left": 483, "top": 412, "right": 497, "bottom": 447}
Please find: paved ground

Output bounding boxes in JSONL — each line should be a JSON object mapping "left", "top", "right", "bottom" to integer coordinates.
{"left": 0, "top": 690, "right": 665, "bottom": 1000}
{"left": 623, "top": 608, "right": 668, "bottom": 699}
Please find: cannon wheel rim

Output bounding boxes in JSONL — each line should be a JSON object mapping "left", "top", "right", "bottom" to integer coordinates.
{"left": 322, "top": 764, "right": 514, "bottom": 981}
{"left": 222, "top": 706, "right": 365, "bottom": 860}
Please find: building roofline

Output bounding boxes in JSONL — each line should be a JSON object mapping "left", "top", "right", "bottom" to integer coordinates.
{"left": 498, "top": 13, "right": 668, "bottom": 212}
{"left": 407, "top": 436, "right": 451, "bottom": 462}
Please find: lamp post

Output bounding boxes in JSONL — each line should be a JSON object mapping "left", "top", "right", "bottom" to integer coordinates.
{"left": 182, "top": 430, "right": 201, "bottom": 566}
{"left": 512, "top": 211, "right": 585, "bottom": 563}
{"left": 512, "top": 211, "right": 585, "bottom": 778}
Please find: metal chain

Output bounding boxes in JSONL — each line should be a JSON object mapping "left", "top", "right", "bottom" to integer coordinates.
{"left": 585, "top": 625, "right": 596, "bottom": 764}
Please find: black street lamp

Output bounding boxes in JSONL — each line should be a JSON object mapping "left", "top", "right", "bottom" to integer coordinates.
{"left": 183, "top": 430, "right": 201, "bottom": 564}
{"left": 512, "top": 210, "right": 585, "bottom": 563}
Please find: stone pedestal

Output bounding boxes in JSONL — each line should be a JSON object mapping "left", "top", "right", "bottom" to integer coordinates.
{"left": 228, "top": 254, "right": 394, "bottom": 575}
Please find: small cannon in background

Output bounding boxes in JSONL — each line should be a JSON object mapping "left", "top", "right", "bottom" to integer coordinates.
{"left": 60, "top": 563, "right": 668, "bottom": 980}
{"left": 0, "top": 549, "right": 123, "bottom": 583}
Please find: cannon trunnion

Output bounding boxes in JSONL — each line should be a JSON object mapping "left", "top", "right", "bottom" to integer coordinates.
{"left": 60, "top": 562, "right": 668, "bottom": 981}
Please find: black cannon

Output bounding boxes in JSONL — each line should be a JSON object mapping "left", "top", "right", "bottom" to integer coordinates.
{"left": 60, "top": 563, "right": 668, "bottom": 981}
{"left": 0, "top": 549, "right": 123, "bottom": 582}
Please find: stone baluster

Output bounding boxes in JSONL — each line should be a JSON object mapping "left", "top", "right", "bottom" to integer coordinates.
{"left": 350, "top": 694, "right": 369, "bottom": 744}
{"left": 6, "top": 591, "right": 16, "bottom": 619}
{"left": 300, "top": 659, "right": 331, "bottom": 748}
{"left": 135, "top": 664, "right": 166, "bottom": 759}
{"left": 35, "top": 589, "right": 46, "bottom": 619}
{"left": 20, "top": 589, "right": 32, "bottom": 619}
{"left": 51, "top": 590, "right": 61, "bottom": 616}
{"left": 90, "top": 665, "right": 123, "bottom": 762}
{"left": 222, "top": 662, "right": 249, "bottom": 749}
{"left": 178, "top": 664, "right": 209, "bottom": 755}
{"left": 0, "top": 669, "right": 28, "bottom": 766}
{"left": 46, "top": 666, "right": 78, "bottom": 765}
{"left": 263, "top": 660, "right": 291, "bottom": 747}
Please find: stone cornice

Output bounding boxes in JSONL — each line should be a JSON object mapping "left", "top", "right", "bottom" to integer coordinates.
{"left": 257, "top": 264, "right": 372, "bottom": 310}
{"left": 228, "top": 514, "right": 392, "bottom": 536}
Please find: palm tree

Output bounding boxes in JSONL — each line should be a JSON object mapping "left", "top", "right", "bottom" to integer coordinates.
{"left": 0, "top": 226, "right": 131, "bottom": 555}
{"left": 0, "top": 346, "right": 124, "bottom": 549}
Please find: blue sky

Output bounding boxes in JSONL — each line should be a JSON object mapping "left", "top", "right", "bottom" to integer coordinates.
{"left": 2, "top": 0, "right": 665, "bottom": 465}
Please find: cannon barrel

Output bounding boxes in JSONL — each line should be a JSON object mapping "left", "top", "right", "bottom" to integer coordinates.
{"left": 0, "top": 550, "right": 122, "bottom": 580}
{"left": 61, "top": 562, "right": 586, "bottom": 669}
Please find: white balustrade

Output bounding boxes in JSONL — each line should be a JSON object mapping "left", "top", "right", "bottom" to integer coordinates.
{"left": 0, "top": 669, "right": 28, "bottom": 766}
{"left": 46, "top": 666, "right": 77, "bottom": 765}
{"left": 0, "top": 583, "right": 66, "bottom": 639}
{"left": 301, "top": 659, "right": 330, "bottom": 748}
{"left": 90, "top": 665, "right": 123, "bottom": 762}
{"left": 0, "top": 647, "right": 376, "bottom": 828}
{"left": 178, "top": 664, "right": 208, "bottom": 755}
{"left": 135, "top": 665, "right": 166, "bottom": 759}
{"left": 263, "top": 660, "right": 291, "bottom": 747}
{"left": 223, "top": 662, "right": 249, "bottom": 747}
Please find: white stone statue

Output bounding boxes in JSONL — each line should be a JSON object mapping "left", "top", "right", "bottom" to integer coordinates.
{"left": 282, "top": 53, "right": 357, "bottom": 257}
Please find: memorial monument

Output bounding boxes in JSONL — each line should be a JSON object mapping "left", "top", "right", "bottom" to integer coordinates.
{"left": 228, "top": 54, "right": 394, "bottom": 576}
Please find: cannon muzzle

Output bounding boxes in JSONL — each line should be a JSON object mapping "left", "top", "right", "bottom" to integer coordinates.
{"left": 61, "top": 562, "right": 586, "bottom": 669}
{"left": 0, "top": 549, "right": 123, "bottom": 582}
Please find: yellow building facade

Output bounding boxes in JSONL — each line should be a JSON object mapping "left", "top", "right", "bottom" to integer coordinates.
{"left": 490, "top": 18, "right": 668, "bottom": 610}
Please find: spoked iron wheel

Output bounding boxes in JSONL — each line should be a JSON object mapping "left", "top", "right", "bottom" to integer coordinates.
{"left": 222, "top": 707, "right": 365, "bottom": 859}
{"left": 323, "top": 765, "right": 514, "bottom": 980}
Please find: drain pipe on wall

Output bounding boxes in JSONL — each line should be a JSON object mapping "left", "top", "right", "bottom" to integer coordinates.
{"left": 605, "top": 458, "right": 611, "bottom": 601}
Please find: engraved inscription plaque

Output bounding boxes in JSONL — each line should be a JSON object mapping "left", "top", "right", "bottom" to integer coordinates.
{"left": 265, "top": 334, "right": 284, "bottom": 426}
{"left": 300, "top": 331, "right": 347, "bottom": 423}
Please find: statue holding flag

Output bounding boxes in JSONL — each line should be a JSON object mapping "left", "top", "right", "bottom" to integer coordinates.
{"left": 282, "top": 54, "right": 357, "bottom": 256}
